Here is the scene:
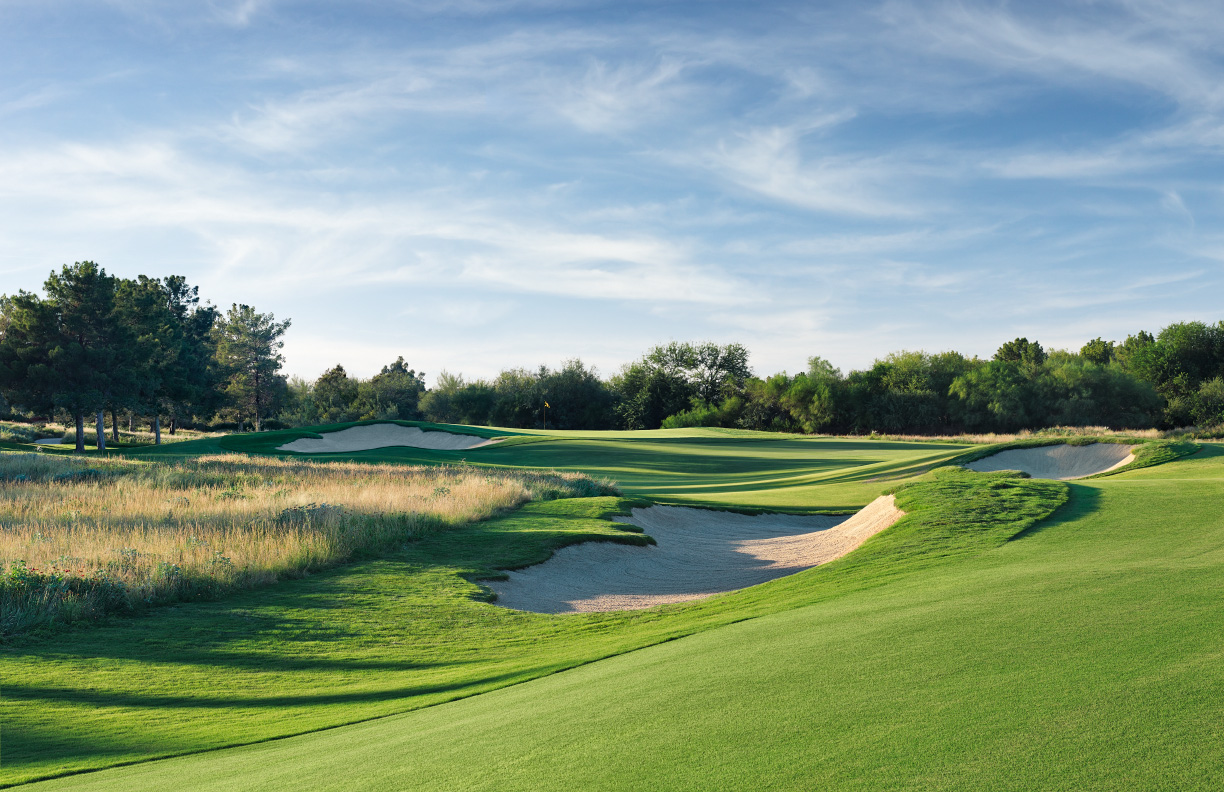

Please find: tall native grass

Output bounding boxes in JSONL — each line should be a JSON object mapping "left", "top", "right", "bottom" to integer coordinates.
{"left": 0, "top": 452, "right": 614, "bottom": 636}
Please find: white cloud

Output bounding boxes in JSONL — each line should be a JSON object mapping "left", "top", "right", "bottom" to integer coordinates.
{"left": 699, "top": 122, "right": 920, "bottom": 217}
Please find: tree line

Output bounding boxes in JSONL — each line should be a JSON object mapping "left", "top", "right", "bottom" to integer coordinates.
{"left": 285, "top": 330, "right": 1224, "bottom": 435}
{"left": 3, "top": 263, "right": 1223, "bottom": 444}
{"left": 0, "top": 262, "right": 290, "bottom": 451}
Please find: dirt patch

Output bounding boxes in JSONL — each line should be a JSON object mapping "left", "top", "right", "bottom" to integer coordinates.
{"left": 489, "top": 495, "right": 903, "bottom": 614}
{"left": 964, "top": 443, "right": 1136, "bottom": 480}
{"left": 278, "top": 424, "right": 500, "bottom": 453}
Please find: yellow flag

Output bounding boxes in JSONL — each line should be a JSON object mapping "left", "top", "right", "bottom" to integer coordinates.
{"left": 545, "top": 402, "right": 550, "bottom": 408}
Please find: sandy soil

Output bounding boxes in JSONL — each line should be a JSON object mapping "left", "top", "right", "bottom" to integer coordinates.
{"left": 489, "top": 495, "right": 904, "bottom": 614}
{"left": 278, "top": 424, "right": 500, "bottom": 453}
{"left": 964, "top": 442, "right": 1136, "bottom": 480}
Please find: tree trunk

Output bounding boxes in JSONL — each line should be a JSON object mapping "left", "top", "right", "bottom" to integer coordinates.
{"left": 111, "top": 408, "right": 119, "bottom": 443}
{"left": 96, "top": 411, "right": 106, "bottom": 453}
{"left": 128, "top": 414, "right": 133, "bottom": 433}
{"left": 254, "top": 373, "right": 262, "bottom": 432}
{"left": 170, "top": 416, "right": 177, "bottom": 436}
{"left": 75, "top": 411, "right": 86, "bottom": 453}
{"left": 154, "top": 415, "right": 161, "bottom": 445}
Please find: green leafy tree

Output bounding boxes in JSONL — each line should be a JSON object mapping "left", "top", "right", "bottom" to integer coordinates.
{"left": 536, "top": 359, "right": 615, "bottom": 430}
{"left": 355, "top": 357, "right": 426, "bottom": 420}
{"left": 313, "top": 364, "right": 360, "bottom": 424}
{"left": 611, "top": 360, "right": 693, "bottom": 430}
{"left": 949, "top": 360, "right": 1043, "bottom": 432}
{"left": 488, "top": 368, "right": 544, "bottom": 428}
{"left": 994, "top": 337, "right": 1047, "bottom": 367}
{"left": 1080, "top": 337, "right": 1115, "bottom": 365}
{"left": 212, "top": 304, "right": 290, "bottom": 432}
{"left": 1192, "top": 377, "right": 1224, "bottom": 427}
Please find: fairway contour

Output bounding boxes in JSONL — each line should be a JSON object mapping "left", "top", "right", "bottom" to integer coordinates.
{"left": 964, "top": 442, "right": 1136, "bottom": 480}
{"left": 277, "top": 423, "right": 500, "bottom": 453}
{"left": 490, "top": 495, "right": 903, "bottom": 613}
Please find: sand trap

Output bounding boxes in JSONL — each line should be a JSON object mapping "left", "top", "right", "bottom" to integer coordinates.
{"left": 33, "top": 438, "right": 66, "bottom": 445}
{"left": 489, "top": 495, "right": 904, "bottom": 614}
{"left": 964, "top": 443, "right": 1136, "bottom": 480}
{"left": 278, "top": 424, "right": 500, "bottom": 453}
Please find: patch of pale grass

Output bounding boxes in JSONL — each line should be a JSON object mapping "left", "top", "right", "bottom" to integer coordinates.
{"left": 845, "top": 426, "right": 1169, "bottom": 444}
{"left": 0, "top": 452, "right": 612, "bottom": 635}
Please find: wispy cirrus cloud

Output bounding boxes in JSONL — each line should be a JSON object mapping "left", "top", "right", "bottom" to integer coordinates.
{"left": 4, "top": 0, "right": 1224, "bottom": 381}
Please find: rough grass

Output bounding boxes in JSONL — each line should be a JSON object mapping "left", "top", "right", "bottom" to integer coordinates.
{"left": 0, "top": 420, "right": 61, "bottom": 444}
{"left": 0, "top": 452, "right": 613, "bottom": 637}
{"left": 0, "top": 419, "right": 222, "bottom": 448}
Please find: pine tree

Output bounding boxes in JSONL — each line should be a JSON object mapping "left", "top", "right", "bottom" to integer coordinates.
{"left": 212, "top": 304, "right": 290, "bottom": 432}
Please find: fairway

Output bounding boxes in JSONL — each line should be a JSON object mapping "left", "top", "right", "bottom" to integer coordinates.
{"left": 20, "top": 444, "right": 1224, "bottom": 791}
{"left": 187, "top": 423, "right": 976, "bottom": 512}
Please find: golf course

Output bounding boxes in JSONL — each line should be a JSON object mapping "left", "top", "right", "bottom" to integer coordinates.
{"left": 2, "top": 422, "right": 1220, "bottom": 790}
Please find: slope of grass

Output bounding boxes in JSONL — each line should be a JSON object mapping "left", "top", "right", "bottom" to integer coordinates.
{"left": 3, "top": 465, "right": 1065, "bottom": 786}
{"left": 25, "top": 447, "right": 1224, "bottom": 791}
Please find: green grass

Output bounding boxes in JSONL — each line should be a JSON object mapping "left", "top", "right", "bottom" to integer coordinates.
{"left": 134, "top": 421, "right": 975, "bottom": 513}
{"left": 21, "top": 446, "right": 1224, "bottom": 791}
{"left": 3, "top": 463, "right": 1066, "bottom": 786}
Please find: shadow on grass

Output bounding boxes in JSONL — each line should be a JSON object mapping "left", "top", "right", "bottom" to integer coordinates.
{"left": 3, "top": 669, "right": 525, "bottom": 710}
{"left": 1009, "top": 483, "right": 1101, "bottom": 543}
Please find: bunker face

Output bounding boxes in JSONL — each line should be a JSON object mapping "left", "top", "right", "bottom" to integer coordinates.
{"left": 489, "top": 495, "right": 903, "bottom": 614}
{"left": 964, "top": 443, "right": 1136, "bottom": 480}
{"left": 278, "top": 424, "right": 500, "bottom": 453}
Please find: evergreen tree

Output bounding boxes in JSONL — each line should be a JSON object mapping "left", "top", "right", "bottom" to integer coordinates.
{"left": 0, "top": 263, "right": 130, "bottom": 451}
{"left": 212, "top": 304, "right": 290, "bottom": 432}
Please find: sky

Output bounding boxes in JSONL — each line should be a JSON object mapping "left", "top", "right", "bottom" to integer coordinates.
{"left": 2, "top": 0, "right": 1223, "bottom": 385}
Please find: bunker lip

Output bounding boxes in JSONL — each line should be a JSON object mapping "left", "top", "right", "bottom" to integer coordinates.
{"left": 489, "top": 495, "right": 903, "bottom": 614}
{"left": 963, "top": 442, "right": 1137, "bottom": 480}
{"left": 277, "top": 424, "right": 501, "bottom": 453}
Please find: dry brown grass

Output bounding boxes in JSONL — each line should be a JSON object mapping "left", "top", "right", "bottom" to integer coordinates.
{"left": 0, "top": 419, "right": 223, "bottom": 446}
{"left": 0, "top": 452, "right": 612, "bottom": 635}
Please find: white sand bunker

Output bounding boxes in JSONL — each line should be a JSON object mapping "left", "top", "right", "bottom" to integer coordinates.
{"left": 278, "top": 424, "right": 500, "bottom": 453}
{"left": 489, "top": 495, "right": 904, "bottom": 614}
{"left": 964, "top": 443, "right": 1136, "bottom": 480}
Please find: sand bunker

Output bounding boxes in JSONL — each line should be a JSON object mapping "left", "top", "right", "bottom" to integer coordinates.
{"left": 964, "top": 443, "right": 1136, "bottom": 480}
{"left": 278, "top": 424, "right": 500, "bottom": 453}
{"left": 489, "top": 495, "right": 904, "bottom": 614}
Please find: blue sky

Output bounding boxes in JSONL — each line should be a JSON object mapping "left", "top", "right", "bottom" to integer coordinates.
{"left": 2, "top": 0, "right": 1222, "bottom": 384}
